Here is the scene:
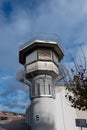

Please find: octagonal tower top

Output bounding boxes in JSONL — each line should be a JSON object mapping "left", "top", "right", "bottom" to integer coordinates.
{"left": 19, "top": 40, "right": 64, "bottom": 65}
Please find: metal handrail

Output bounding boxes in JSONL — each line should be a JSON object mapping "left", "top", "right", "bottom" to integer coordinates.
{"left": 19, "top": 33, "right": 64, "bottom": 52}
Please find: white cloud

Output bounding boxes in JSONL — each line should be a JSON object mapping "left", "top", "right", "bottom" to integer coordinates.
{"left": 0, "top": 75, "right": 12, "bottom": 81}
{"left": 0, "top": 0, "right": 87, "bottom": 113}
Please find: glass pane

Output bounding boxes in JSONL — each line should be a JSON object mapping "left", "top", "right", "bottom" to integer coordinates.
{"left": 26, "top": 50, "right": 37, "bottom": 64}
{"left": 31, "top": 84, "right": 35, "bottom": 97}
{"left": 45, "top": 79, "right": 49, "bottom": 95}
{"left": 40, "top": 79, "right": 45, "bottom": 95}
{"left": 38, "top": 49, "right": 52, "bottom": 60}
{"left": 53, "top": 52, "right": 58, "bottom": 65}
{"left": 49, "top": 84, "right": 51, "bottom": 95}
{"left": 35, "top": 83, "right": 40, "bottom": 96}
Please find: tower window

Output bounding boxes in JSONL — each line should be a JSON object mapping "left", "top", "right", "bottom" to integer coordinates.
{"left": 53, "top": 52, "right": 58, "bottom": 65}
{"left": 26, "top": 50, "right": 37, "bottom": 64}
{"left": 31, "top": 84, "right": 35, "bottom": 97}
{"left": 49, "top": 84, "right": 51, "bottom": 95}
{"left": 35, "top": 83, "right": 40, "bottom": 96}
{"left": 31, "top": 82, "right": 40, "bottom": 97}
{"left": 38, "top": 49, "right": 52, "bottom": 61}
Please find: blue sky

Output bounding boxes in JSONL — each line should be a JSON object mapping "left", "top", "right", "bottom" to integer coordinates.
{"left": 0, "top": 0, "right": 87, "bottom": 113}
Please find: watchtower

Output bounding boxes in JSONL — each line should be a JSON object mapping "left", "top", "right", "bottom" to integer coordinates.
{"left": 19, "top": 39, "right": 64, "bottom": 130}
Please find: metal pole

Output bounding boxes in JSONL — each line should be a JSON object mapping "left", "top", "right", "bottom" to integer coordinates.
{"left": 81, "top": 127, "right": 82, "bottom": 130}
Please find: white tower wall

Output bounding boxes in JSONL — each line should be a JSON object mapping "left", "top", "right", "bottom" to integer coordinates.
{"left": 30, "top": 97, "right": 56, "bottom": 130}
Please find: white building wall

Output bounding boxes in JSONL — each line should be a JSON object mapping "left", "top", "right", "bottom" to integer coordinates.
{"left": 54, "top": 87, "right": 79, "bottom": 130}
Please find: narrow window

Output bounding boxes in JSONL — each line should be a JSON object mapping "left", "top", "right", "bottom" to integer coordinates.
{"left": 38, "top": 49, "right": 52, "bottom": 61}
{"left": 35, "top": 83, "right": 40, "bottom": 96}
{"left": 31, "top": 84, "right": 35, "bottom": 97}
{"left": 26, "top": 50, "right": 37, "bottom": 64}
{"left": 53, "top": 52, "right": 58, "bottom": 65}
{"left": 37, "top": 84, "right": 40, "bottom": 95}
{"left": 49, "top": 84, "right": 51, "bottom": 95}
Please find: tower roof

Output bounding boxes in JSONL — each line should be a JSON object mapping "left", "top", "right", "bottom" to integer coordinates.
{"left": 19, "top": 40, "right": 64, "bottom": 64}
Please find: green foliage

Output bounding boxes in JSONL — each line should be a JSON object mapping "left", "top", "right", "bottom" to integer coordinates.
{"left": 66, "top": 68, "right": 87, "bottom": 110}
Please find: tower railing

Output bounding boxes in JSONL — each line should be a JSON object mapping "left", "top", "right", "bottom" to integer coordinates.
{"left": 19, "top": 33, "right": 64, "bottom": 52}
